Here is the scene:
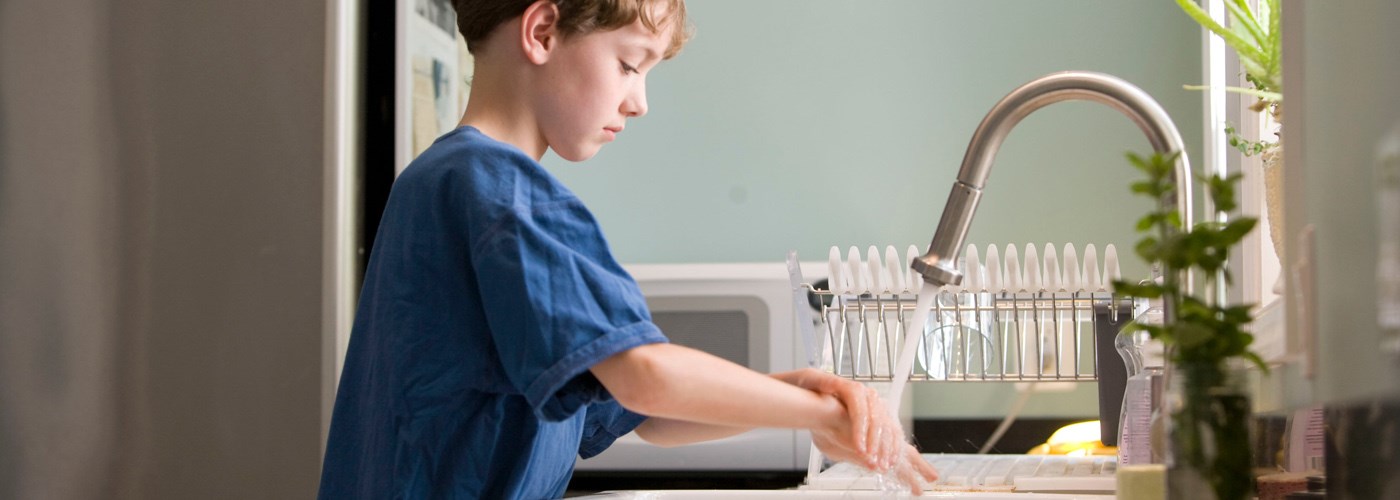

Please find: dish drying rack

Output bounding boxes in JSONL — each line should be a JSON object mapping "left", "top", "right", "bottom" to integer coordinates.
{"left": 784, "top": 244, "right": 1144, "bottom": 458}
{"left": 786, "top": 243, "right": 1144, "bottom": 492}
{"left": 788, "top": 243, "right": 1141, "bottom": 384}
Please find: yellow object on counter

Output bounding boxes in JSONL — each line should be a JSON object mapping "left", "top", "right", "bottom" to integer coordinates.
{"left": 1116, "top": 464, "right": 1166, "bottom": 500}
{"left": 1025, "top": 420, "right": 1118, "bottom": 456}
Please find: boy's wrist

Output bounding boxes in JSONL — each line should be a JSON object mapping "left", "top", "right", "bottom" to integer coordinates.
{"left": 812, "top": 393, "right": 846, "bottom": 434}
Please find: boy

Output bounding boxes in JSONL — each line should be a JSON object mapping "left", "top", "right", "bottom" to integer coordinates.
{"left": 318, "top": 1, "right": 938, "bottom": 498}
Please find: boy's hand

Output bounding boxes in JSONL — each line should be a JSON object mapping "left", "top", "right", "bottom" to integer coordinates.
{"left": 772, "top": 369, "right": 939, "bottom": 494}
{"left": 855, "top": 403, "right": 939, "bottom": 495}
{"left": 806, "top": 393, "right": 872, "bottom": 468}
{"left": 771, "top": 369, "right": 880, "bottom": 464}
{"left": 891, "top": 440, "right": 941, "bottom": 495}
{"left": 767, "top": 369, "right": 896, "bottom": 470}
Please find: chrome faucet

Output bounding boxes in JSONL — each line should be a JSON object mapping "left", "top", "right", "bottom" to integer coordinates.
{"left": 911, "top": 71, "right": 1194, "bottom": 288}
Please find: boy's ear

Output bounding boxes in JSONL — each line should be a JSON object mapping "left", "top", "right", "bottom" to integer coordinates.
{"left": 519, "top": 0, "right": 560, "bottom": 65}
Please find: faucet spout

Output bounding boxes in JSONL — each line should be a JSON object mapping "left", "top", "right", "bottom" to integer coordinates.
{"left": 912, "top": 71, "right": 1193, "bottom": 287}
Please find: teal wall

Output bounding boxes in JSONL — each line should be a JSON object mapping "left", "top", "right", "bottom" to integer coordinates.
{"left": 544, "top": 0, "right": 1204, "bottom": 420}
{"left": 1294, "top": 0, "right": 1400, "bottom": 404}
{"left": 546, "top": 1, "right": 1202, "bottom": 279}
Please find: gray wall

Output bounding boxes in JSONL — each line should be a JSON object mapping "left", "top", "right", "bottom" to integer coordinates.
{"left": 0, "top": 0, "right": 328, "bottom": 498}
{"left": 544, "top": 0, "right": 1204, "bottom": 420}
{"left": 1290, "top": 0, "right": 1400, "bottom": 404}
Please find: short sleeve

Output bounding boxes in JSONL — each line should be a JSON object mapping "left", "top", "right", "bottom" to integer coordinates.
{"left": 472, "top": 196, "right": 667, "bottom": 422}
{"left": 578, "top": 400, "right": 649, "bottom": 459}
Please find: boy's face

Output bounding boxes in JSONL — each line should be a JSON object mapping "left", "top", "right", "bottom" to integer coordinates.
{"left": 534, "top": 14, "right": 674, "bottom": 162}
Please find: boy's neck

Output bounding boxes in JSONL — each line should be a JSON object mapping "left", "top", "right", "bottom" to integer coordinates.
{"left": 458, "top": 63, "right": 547, "bottom": 161}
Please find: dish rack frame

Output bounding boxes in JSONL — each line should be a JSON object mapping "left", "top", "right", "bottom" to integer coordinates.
{"left": 809, "top": 289, "right": 1133, "bottom": 383}
{"left": 784, "top": 253, "right": 1143, "bottom": 448}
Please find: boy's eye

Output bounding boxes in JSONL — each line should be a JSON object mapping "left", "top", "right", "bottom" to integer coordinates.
{"left": 620, "top": 61, "right": 639, "bottom": 74}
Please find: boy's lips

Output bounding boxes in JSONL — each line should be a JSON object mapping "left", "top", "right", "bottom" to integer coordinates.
{"left": 603, "top": 126, "right": 623, "bottom": 141}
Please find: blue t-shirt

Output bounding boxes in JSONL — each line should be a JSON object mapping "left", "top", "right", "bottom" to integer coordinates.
{"left": 318, "top": 126, "right": 668, "bottom": 499}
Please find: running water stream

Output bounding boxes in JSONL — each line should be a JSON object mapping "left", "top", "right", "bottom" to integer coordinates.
{"left": 886, "top": 281, "right": 940, "bottom": 419}
{"left": 868, "top": 280, "right": 940, "bottom": 491}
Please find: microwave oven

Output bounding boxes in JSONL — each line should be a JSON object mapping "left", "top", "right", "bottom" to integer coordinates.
{"left": 574, "top": 262, "right": 819, "bottom": 472}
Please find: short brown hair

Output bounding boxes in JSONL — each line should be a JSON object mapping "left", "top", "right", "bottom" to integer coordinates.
{"left": 455, "top": 0, "right": 692, "bottom": 59}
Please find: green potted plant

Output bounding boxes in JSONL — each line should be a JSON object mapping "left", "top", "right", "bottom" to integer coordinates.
{"left": 1113, "top": 151, "right": 1267, "bottom": 500}
{"left": 1176, "top": 0, "right": 1280, "bottom": 109}
{"left": 1176, "top": 0, "right": 1285, "bottom": 272}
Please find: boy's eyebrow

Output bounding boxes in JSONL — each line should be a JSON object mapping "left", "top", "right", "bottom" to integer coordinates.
{"left": 620, "top": 33, "right": 663, "bottom": 62}
{"left": 633, "top": 44, "right": 662, "bottom": 62}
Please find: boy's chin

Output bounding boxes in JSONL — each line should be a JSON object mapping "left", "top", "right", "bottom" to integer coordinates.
{"left": 552, "top": 145, "right": 602, "bottom": 163}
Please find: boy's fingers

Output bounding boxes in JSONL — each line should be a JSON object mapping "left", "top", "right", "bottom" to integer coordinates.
{"left": 862, "top": 391, "right": 882, "bottom": 467}
{"left": 861, "top": 424, "right": 879, "bottom": 468}
{"left": 814, "top": 399, "right": 872, "bottom": 468}
{"left": 812, "top": 429, "right": 863, "bottom": 466}
{"left": 882, "top": 423, "right": 900, "bottom": 469}
{"left": 887, "top": 407, "right": 902, "bottom": 468}
{"left": 847, "top": 386, "right": 868, "bottom": 455}
{"left": 920, "top": 460, "right": 940, "bottom": 482}
{"left": 871, "top": 424, "right": 887, "bottom": 470}
{"left": 869, "top": 390, "right": 895, "bottom": 468}
{"left": 860, "top": 413, "right": 876, "bottom": 467}
{"left": 885, "top": 422, "right": 902, "bottom": 469}
{"left": 897, "top": 462, "right": 924, "bottom": 496}
{"left": 907, "top": 444, "right": 939, "bottom": 481}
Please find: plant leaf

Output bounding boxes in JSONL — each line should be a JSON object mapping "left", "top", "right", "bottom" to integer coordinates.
{"left": 1209, "top": 178, "right": 1238, "bottom": 213}
{"left": 1183, "top": 84, "right": 1282, "bottom": 103}
{"left": 1266, "top": 0, "right": 1282, "bottom": 94}
{"left": 1112, "top": 280, "right": 1164, "bottom": 298}
{"left": 1126, "top": 151, "right": 1151, "bottom": 172}
{"left": 1131, "top": 180, "right": 1159, "bottom": 196}
{"left": 1165, "top": 211, "right": 1183, "bottom": 229}
{"left": 1176, "top": 0, "right": 1270, "bottom": 68}
{"left": 1135, "top": 237, "right": 1160, "bottom": 262}
{"left": 1175, "top": 323, "right": 1214, "bottom": 349}
{"left": 1219, "top": 218, "right": 1259, "bottom": 245}
{"left": 1244, "top": 351, "right": 1270, "bottom": 373}
{"left": 1225, "top": 0, "right": 1268, "bottom": 53}
{"left": 1239, "top": 57, "right": 1272, "bottom": 88}
{"left": 1137, "top": 213, "right": 1163, "bottom": 232}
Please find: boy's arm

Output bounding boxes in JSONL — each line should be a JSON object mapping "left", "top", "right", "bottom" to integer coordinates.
{"left": 632, "top": 368, "right": 881, "bottom": 447}
{"left": 590, "top": 343, "right": 883, "bottom": 468}
{"left": 631, "top": 417, "right": 748, "bottom": 447}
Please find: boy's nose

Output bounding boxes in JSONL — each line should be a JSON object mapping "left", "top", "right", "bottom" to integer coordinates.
{"left": 622, "top": 81, "right": 648, "bottom": 118}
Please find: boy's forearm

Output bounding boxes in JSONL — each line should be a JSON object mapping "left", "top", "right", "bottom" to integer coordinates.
{"left": 630, "top": 368, "right": 848, "bottom": 447}
{"left": 633, "top": 417, "right": 749, "bottom": 447}
{"left": 591, "top": 343, "right": 843, "bottom": 432}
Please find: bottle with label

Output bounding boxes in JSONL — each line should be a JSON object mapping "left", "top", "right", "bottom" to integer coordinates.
{"left": 1117, "top": 305, "right": 1165, "bottom": 466}
{"left": 1285, "top": 405, "right": 1326, "bottom": 472}
{"left": 1119, "top": 366, "right": 1164, "bottom": 465}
